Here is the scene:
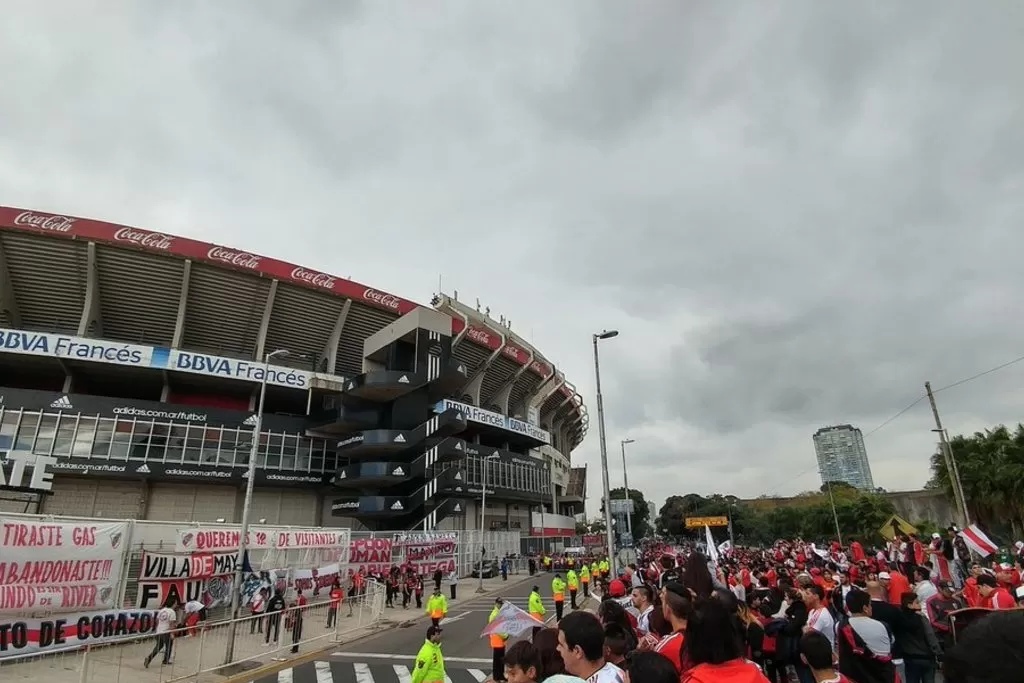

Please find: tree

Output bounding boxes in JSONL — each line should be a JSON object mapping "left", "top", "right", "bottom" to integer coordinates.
{"left": 654, "top": 489, "right": 898, "bottom": 546}
{"left": 601, "top": 487, "right": 652, "bottom": 540}
{"left": 929, "top": 423, "right": 1024, "bottom": 539}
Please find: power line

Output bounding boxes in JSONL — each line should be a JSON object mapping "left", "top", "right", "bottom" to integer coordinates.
{"left": 864, "top": 351, "right": 1024, "bottom": 439}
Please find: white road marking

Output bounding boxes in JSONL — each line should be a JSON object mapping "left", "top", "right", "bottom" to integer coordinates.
{"left": 332, "top": 652, "right": 492, "bottom": 663}
{"left": 468, "top": 669, "right": 488, "bottom": 681}
{"left": 393, "top": 664, "right": 412, "bottom": 683}
{"left": 278, "top": 668, "right": 293, "bottom": 683}
{"left": 353, "top": 662, "right": 374, "bottom": 683}
{"left": 314, "top": 661, "right": 333, "bottom": 683}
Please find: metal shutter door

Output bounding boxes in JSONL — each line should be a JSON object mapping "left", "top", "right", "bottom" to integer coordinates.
{"left": 42, "top": 478, "right": 143, "bottom": 518}
{"left": 147, "top": 483, "right": 237, "bottom": 522}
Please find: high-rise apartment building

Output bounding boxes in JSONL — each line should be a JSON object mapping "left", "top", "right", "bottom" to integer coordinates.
{"left": 813, "top": 424, "right": 875, "bottom": 490}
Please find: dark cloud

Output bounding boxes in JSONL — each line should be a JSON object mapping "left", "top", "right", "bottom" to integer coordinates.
{"left": 1, "top": 2, "right": 1022, "bottom": 513}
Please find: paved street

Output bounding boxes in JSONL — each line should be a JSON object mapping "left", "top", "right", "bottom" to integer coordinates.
{"left": 252, "top": 572, "right": 598, "bottom": 683}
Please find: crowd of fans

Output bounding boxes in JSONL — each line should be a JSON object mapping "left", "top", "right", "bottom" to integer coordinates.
{"left": 489, "top": 536, "right": 1024, "bottom": 683}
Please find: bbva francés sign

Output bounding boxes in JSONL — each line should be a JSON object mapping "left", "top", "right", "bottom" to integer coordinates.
{"left": 0, "top": 451, "right": 56, "bottom": 494}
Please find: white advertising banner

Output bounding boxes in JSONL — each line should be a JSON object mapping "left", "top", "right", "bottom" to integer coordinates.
{"left": 0, "top": 518, "right": 129, "bottom": 614}
{"left": 0, "top": 327, "right": 340, "bottom": 390}
{"left": 0, "top": 608, "right": 158, "bottom": 658}
{"left": 433, "top": 398, "right": 550, "bottom": 443}
{"left": 175, "top": 526, "right": 350, "bottom": 553}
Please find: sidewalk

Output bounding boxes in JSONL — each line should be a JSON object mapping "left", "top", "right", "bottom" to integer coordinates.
{"left": 0, "top": 574, "right": 524, "bottom": 683}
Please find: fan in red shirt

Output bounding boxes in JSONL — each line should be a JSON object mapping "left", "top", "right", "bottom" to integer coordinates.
{"left": 800, "top": 630, "right": 854, "bottom": 683}
{"left": 977, "top": 574, "right": 1016, "bottom": 609}
{"left": 652, "top": 582, "right": 692, "bottom": 675}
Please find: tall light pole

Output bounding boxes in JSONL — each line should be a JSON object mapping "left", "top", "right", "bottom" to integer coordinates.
{"left": 224, "top": 348, "right": 291, "bottom": 663}
{"left": 477, "top": 453, "right": 500, "bottom": 593}
{"left": 592, "top": 329, "right": 619, "bottom": 572}
{"left": 620, "top": 439, "right": 635, "bottom": 537}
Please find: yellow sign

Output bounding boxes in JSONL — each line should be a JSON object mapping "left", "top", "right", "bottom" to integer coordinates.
{"left": 878, "top": 514, "right": 918, "bottom": 541}
{"left": 685, "top": 516, "right": 729, "bottom": 529}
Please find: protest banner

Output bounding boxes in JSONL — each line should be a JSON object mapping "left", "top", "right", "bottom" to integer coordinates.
{"left": 135, "top": 552, "right": 236, "bottom": 610}
{"left": 291, "top": 563, "right": 340, "bottom": 599}
{"left": 175, "top": 526, "right": 349, "bottom": 553}
{"left": 0, "top": 607, "right": 158, "bottom": 658}
{"left": 347, "top": 537, "right": 393, "bottom": 576}
{"left": 0, "top": 517, "right": 129, "bottom": 615}
{"left": 394, "top": 531, "right": 458, "bottom": 575}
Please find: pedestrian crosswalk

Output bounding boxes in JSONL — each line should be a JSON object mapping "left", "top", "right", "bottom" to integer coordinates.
{"left": 256, "top": 659, "right": 493, "bottom": 683}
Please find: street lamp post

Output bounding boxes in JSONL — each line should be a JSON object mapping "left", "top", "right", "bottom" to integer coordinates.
{"left": 620, "top": 439, "right": 635, "bottom": 537}
{"left": 477, "top": 453, "right": 500, "bottom": 593}
{"left": 592, "top": 330, "right": 619, "bottom": 572}
{"left": 224, "top": 348, "right": 291, "bottom": 664}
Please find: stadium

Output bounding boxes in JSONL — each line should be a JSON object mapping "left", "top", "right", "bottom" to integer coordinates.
{"left": 0, "top": 206, "right": 588, "bottom": 536}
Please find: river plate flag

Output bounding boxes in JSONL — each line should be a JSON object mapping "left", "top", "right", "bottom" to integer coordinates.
{"left": 480, "top": 601, "right": 544, "bottom": 638}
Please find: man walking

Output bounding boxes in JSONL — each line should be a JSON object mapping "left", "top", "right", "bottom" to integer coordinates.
{"left": 143, "top": 597, "right": 178, "bottom": 668}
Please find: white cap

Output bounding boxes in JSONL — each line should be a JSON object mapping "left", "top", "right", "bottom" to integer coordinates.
{"left": 878, "top": 572, "right": 891, "bottom": 580}
{"left": 932, "top": 533, "right": 941, "bottom": 539}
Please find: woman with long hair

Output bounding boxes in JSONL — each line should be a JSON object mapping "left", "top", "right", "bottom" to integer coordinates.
{"left": 683, "top": 552, "right": 716, "bottom": 601}
{"left": 682, "top": 598, "right": 770, "bottom": 682}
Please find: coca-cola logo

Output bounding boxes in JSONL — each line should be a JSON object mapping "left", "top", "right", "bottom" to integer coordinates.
{"left": 363, "top": 288, "right": 401, "bottom": 310}
{"left": 13, "top": 211, "right": 76, "bottom": 233}
{"left": 113, "top": 227, "right": 174, "bottom": 250}
{"left": 466, "top": 327, "right": 493, "bottom": 346}
{"left": 291, "top": 267, "right": 337, "bottom": 290}
{"left": 207, "top": 246, "right": 262, "bottom": 269}
{"left": 503, "top": 345, "right": 521, "bottom": 361}
{"left": 530, "top": 360, "right": 549, "bottom": 376}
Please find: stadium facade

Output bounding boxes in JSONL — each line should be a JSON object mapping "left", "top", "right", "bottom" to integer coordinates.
{"left": 0, "top": 207, "right": 587, "bottom": 534}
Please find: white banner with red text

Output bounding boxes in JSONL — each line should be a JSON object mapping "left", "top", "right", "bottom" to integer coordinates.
{"left": 175, "top": 526, "right": 350, "bottom": 553}
{"left": 0, "top": 607, "right": 158, "bottom": 658}
{"left": 0, "top": 517, "right": 129, "bottom": 615}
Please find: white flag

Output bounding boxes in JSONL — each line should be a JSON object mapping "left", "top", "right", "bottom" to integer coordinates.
{"left": 705, "top": 525, "right": 719, "bottom": 565}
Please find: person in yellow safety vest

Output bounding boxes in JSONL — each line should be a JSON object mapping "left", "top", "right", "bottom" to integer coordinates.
{"left": 425, "top": 588, "right": 447, "bottom": 627}
{"left": 579, "top": 564, "right": 591, "bottom": 599}
{"left": 528, "top": 585, "right": 546, "bottom": 638}
{"left": 411, "top": 625, "right": 446, "bottom": 683}
{"left": 543, "top": 555, "right": 552, "bottom": 572}
{"left": 567, "top": 555, "right": 575, "bottom": 568}
{"left": 566, "top": 569, "right": 579, "bottom": 610}
{"left": 599, "top": 558, "right": 610, "bottom": 579}
{"left": 551, "top": 573, "right": 566, "bottom": 621}
{"left": 488, "top": 598, "right": 509, "bottom": 682}
{"left": 590, "top": 560, "right": 599, "bottom": 581}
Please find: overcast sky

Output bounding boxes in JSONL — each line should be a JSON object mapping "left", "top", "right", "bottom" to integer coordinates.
{"left": 3, "top": 2, "right": 1023, "bottom": 515}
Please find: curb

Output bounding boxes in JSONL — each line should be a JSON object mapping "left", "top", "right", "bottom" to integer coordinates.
{"left": 219, "top": 576, "right": 530, "bottom": 683}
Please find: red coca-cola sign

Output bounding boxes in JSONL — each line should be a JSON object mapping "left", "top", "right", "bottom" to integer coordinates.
{"left": 530, "top": 360, "right": 551, "bottom": 377}
{"left": 290, "top": 267, "right": 337, "bottom": 290}
{"left": 503, "top": 345, "right": 523, "bottom": 363}
{"left": 113, "top": 227, "right": 174, "bottom": 250}
{"left": 14, "top": 211, "right": 76, "bottom": 233}
{"left": 363, "top": 288, "right": 400, "bottom": 310}
{"left": 207, "top": 246, "right": 261, "bottom": 269}
{"left": 466, "top": 327, "right": 494, "bottom": 348}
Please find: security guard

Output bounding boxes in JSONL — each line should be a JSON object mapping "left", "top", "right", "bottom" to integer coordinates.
{"left": 528, "top": 585, "right": 546, "bottom": 638}
{"left": 590, "top": 560, "right": 600, "bottom": 582}
{"left": 599, "top": 557, "right": 610, "bottom": 579}
{"left": 566, "top": 568, "right": 579, "bottom": 610}
{"left": 488, "top": 598, "right": 509, "bottom": 683}
{"left": 425, "top": 587, "right": 448, "bottom": 627}
{"left": 412, "top": 625, "right": 446, "bottom": 683}
{"left": 551, "top": 573, "right": 566, "bottom": 621}
{"left": 580, "top": 563, "right": 591, "bottom": 598}
{"left": 543, "top": 555, "right": 552, "bottom": 572}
